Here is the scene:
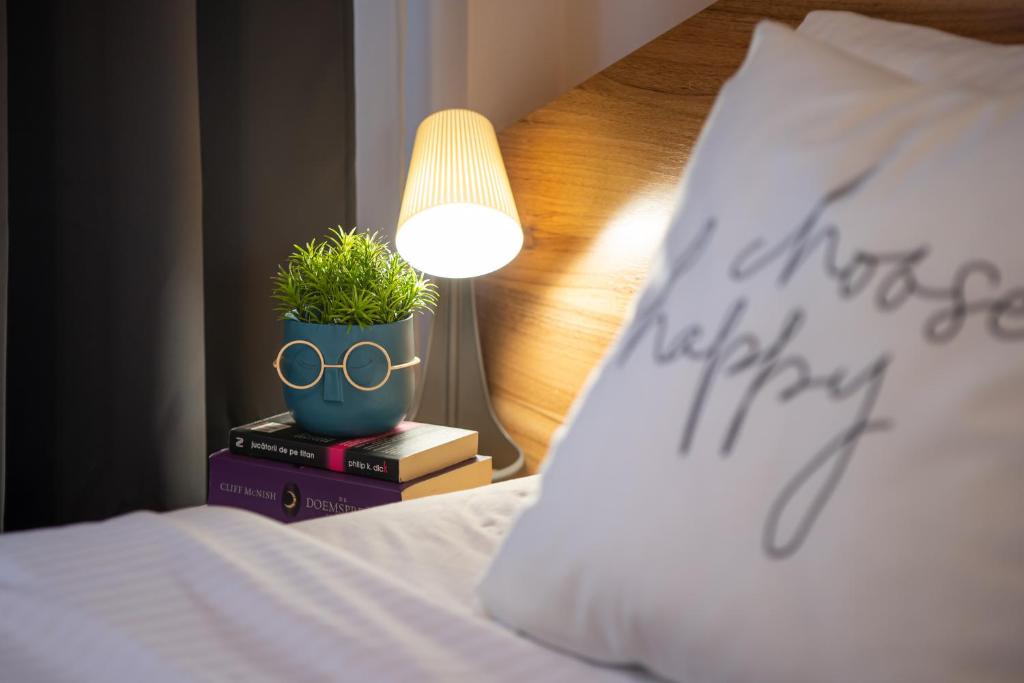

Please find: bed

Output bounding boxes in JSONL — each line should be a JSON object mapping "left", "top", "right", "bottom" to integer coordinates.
{"left": 3, "top": 2, "right": 1024, "bottom": 681}
{"left": 0, "top": 479, "right": 645, "bottom": 681}
{"left": 476, "top": 0, "right": 1024, "bottom": 474}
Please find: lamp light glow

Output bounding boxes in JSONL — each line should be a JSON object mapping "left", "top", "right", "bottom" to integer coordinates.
{"left": 396, "top": 109, "right": 523, "bottom": 278}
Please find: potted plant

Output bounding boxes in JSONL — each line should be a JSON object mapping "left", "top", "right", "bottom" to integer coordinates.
{"left": 271, "top": 227, "right": 438, "bottom": 437}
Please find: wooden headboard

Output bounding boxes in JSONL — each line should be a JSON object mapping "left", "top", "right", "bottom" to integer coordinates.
{"left": 476, "top": 0, "right": 1024, "bottom": 474}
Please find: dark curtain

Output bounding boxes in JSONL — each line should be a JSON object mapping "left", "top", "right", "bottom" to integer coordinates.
{"left": 198, "top": 1, "right": 355, "bottom": 456}
{"left": 3, "top": 0, "right": 355, "bottom": 531}
{"left": 0, "top": 0, "right": 6, "bottom": 532}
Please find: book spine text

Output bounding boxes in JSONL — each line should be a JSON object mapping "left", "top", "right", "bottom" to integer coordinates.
{"left": 208, "top": 453, "right": 402, "bottom": 523}
{"left": 230, "top": 429, "right": 333, "bottom": 470}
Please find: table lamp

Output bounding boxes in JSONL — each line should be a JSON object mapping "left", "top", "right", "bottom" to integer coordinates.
{"left": 396, "top": 108, "right": 524, "bottom": 479}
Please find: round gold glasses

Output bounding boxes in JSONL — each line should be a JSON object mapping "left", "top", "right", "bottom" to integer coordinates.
{"left": 273, "top": 340, "right": 420, "bottom": 392}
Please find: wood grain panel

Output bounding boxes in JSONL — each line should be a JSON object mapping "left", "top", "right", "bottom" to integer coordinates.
{"left": 476, "top": 0, "right": 1024, "bottom": 474}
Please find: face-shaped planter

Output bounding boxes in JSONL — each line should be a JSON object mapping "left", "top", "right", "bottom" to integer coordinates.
{"left": 274, "top": 316, "right": 418, "bottom": 437}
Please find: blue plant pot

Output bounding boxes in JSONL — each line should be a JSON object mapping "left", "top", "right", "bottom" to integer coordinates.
{"left": 279, "top": 316, "right": 417, "bottom": 437}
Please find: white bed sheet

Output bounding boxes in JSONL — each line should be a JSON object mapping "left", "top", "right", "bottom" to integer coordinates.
{"left": 0, "top": 477, "right": 649, "bottom": 682}
{"left": 291, "top": 475, "right": 538, "bottom": 615}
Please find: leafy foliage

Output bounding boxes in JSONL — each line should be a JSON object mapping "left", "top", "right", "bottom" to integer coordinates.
{"left": 272, "top": 227, "right": 438, "bottom": 327}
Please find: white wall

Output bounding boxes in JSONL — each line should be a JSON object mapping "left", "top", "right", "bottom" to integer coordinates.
{"left": 467, "top": 0, "right": 713, "bottom": 131}
{"left": 354, "top": 0, "right": 712, "bottom": 235}
{"left": 352, "top": 0, "right": 405, "bottom": 238}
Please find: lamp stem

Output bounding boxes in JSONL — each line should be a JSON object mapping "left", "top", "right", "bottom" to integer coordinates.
{"left": 413, "top": 278, "right": 524, "bottom": 480}
{"left": 446, "top": 280, "right": 459, "bottom": 426}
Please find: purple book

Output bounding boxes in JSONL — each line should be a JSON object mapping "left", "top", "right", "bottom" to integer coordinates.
{"left": 207, "top": 449, "right": 491, "bottom": 523}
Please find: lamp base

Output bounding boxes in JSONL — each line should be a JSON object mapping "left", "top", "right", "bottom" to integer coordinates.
{"left": 412, "top": 279, "right": 524, "bottom": 480}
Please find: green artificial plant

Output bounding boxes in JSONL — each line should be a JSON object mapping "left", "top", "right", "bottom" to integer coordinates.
{"left": 273, "top": 227, "right": 438, "bottom": 327}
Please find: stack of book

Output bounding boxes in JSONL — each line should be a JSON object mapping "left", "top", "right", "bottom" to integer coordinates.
{"left": 208, "top": 413, "right": 490, "bottom": 523}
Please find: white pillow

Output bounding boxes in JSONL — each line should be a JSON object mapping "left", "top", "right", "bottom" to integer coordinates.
{"left": 480, "top": 21, "right": 1024, "bottom": 683}
{"left": 799, "top": 10, "right": 1024, "bottom": 91}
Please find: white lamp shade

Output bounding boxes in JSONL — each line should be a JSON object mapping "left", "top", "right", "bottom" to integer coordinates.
{"left": 397, "top": 109, "right": 523, "bottom": 278}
